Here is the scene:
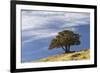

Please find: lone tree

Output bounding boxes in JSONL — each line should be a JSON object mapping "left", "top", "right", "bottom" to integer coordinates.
{"left": 48, "top": 30, "right": 80, "bottom": 53}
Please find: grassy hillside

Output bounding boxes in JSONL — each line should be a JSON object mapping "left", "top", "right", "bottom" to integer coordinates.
{"left": 33, "top": 49, "right": 90, "bottom": 62}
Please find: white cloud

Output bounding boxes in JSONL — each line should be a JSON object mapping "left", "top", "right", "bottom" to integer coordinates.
{"left": 22, "top": 16, "right": 49, "bottom": 30}
{"left": 21, "top": 10, "right": 90, "bottom": 44}
{"left": 22, "top": 32, "right": 57, "bottom": 44}
{"left": 22, "top": 11, "right": 89, "bottom": 30}
{"left": 22, "top": 10, "right": 65, "bottom": 16}
{"left": 22, "top": 27, "right": 76, "bottom": 44}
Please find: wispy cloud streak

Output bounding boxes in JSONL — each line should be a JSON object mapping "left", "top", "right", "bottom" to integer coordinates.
{"left": 21, "top": 10, "right": 90, "bottom": 44}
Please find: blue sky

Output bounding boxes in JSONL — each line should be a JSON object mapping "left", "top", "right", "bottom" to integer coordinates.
{"left": 21, "top": 10, "right": 90, "bottom": 62}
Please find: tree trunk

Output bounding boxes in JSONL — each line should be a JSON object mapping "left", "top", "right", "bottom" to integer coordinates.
{"left": 65, "top": 45, "right": 70, "bottom": 53}
{"left": 68, "top": 45, "right": 70, "bottom": 52}
{"left": 65, "top": 45, "right": 68, "bottom": 53}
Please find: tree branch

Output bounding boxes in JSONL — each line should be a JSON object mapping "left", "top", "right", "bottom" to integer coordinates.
{"left": 59, "top": 40, "right": 66, "bottom": 51}
{"left": 61, "top": 45, "right": 66, "bottom": 51}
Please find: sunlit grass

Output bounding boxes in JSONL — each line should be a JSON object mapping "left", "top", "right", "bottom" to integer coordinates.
{"left": 33, "top": 49, "right": 90, "bottom": 62}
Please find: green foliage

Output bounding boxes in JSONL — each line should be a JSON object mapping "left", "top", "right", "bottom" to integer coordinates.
{"left": 48, "top": 30, "right": 80, "bottom": 53}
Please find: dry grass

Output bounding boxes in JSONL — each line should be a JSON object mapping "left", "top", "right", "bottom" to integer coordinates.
{"left": 33, "top": 49, "right": 90, "bottom": 62}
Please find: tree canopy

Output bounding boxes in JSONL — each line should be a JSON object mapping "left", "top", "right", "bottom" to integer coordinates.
{"left": 48, "top": 30, "right": 80, "bottom": 53}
